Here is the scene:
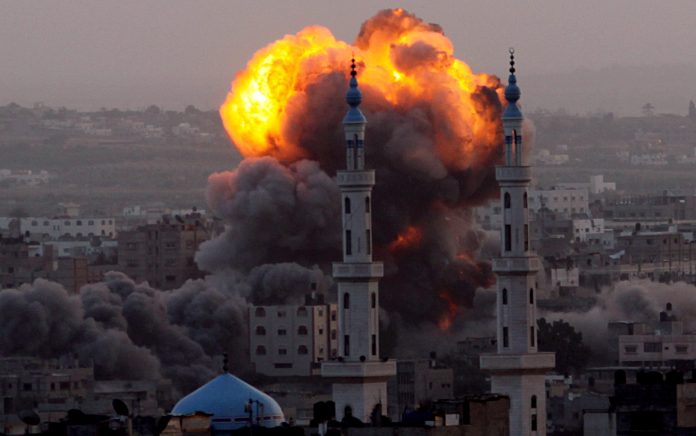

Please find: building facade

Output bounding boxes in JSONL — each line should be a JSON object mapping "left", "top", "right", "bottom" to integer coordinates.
{"left": 249, "top": 299, "right": 338, "bottom": 377}
{"left": 480, "top": 51, "right": 555, "bottom": 436}
{"left": 321, "top": 59, "right": 396, "bottom": 423}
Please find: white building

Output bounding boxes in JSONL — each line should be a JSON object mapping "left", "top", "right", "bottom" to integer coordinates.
{"left": 528, "top": 187, "right": 589, "bottom": 216}
{"left": 0, "top": 217, "right": 116, "bottom": 240}
{"left": 571, "top": 217, "right": 605, "bottom": 242}
{"left": 321, "top": 61, "right": 396, "bottom": 423}
{"left": 480, "top": 51, "right": 554, "bottom": 436}
{"left": 249, "top": 300, "right": 338, "bottom": 377}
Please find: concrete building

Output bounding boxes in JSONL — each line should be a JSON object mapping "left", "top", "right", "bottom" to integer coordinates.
{"left": 480, "top": 51, "right": 554, "bottom": 436}
{"left": 618, "top": 304, "right": 696, "bottom": 368}
{"left": 321, "top": 60, "right": 396, "bottom": 423}
{"left": 388, "top": 358, "right": 454, "bottom": 420}
{"left": 0, "top": 217, "right": 117, "bottom": 240}
{"left": 117, "top": 214, "right": 209, "bottom": 289}
{"left": 529, "top": 187, "right": 589, "bottom": 217}
{"left": 249, "top": 295, "right": 338, "bottom": 377}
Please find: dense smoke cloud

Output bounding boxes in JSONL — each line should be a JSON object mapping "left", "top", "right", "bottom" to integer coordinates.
{"left": 546, "top": 280, "right": 696, "bottom": 362}
{"left": 206, "top": 8, "right": 507, "bottom": 335}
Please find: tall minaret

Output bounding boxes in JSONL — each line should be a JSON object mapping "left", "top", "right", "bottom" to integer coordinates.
{"left": 321, "top": 59, "right": 396, "bottom": 424}
{"left": 480, "top": 50, "right": 555, "bottom": 436}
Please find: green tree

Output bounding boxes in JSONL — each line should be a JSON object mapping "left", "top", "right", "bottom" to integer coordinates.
{"left": 537, "top": 318, "right": 591, "bottom": 375}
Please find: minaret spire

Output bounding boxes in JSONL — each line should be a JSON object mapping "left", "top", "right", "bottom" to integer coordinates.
{"left": 480, "top": 50, "right": 554, "bottom": 436}
{"left": 343, "top": 57, "right": 367, "bottom": 170}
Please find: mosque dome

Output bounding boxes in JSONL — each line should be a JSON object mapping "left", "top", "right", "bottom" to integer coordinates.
{"left": 171, "top": 372, "right": 285, "bottom": 432}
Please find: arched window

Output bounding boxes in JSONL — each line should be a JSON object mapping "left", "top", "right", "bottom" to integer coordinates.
{"left": 529, "top": 288, "right": 534, "bottom": 304}
{"left": 531, "top": 395, "right": 537, "bottom": 408}
{"left": 530, "top": 326, "right": 536, "bottom": 347}
{"left": 254, "top": 307, "right": 266, "bottom": 317}
{"left": 343, "top": 292, "right": 350, "bottom": 309}
{"left": 523, "top": 192, "right": 528, "bottom": 208}
{"left": 371, "top": 292, "right": 377, "bottom": 308}
{"left": 365, "top": 196, "right": 370, "bottom": 213}
{"left": 345, "top": 230, "right": 352, "bottom": 255}
{"left": 255, "top": 326, "right": 266, "bottom": 335}
{"left": 504, "top": 192, "right": 511, "bottom": 209}
{"left": 344, "top": 197, "right": 351, "bottom": 214}
{"left": 297, "top": 307, "right": 308, "bottom": 317}
{"left": 298, "top": 325, "right": 308, "bottom": 335}
{"left": 502, "top": 288, "right": 508, "bottom": 305}
{"left": 255, "top": 346, "right": 266, "bottom": 355}
{"left": 298, "top": 345, "right": 308, "bottom": 355}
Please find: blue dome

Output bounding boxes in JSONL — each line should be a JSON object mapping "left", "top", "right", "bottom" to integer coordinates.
{"left": 171, "top": 373, "right": 284, "bottom": 431}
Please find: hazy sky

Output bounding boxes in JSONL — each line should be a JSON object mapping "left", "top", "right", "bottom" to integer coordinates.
{"left": 2, "top": 0, "right": 696, "bottom": 112}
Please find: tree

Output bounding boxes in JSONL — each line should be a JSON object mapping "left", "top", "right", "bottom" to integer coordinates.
{"left": 537, "top": 318, "right": 591, "bottom": 375}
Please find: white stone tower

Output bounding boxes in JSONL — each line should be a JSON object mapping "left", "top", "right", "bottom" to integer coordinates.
{"left": 321, "top": 59, "right": 396, "bottom": 424}
{"left": 480, "top": 50, "right": 555, "bottom": 436}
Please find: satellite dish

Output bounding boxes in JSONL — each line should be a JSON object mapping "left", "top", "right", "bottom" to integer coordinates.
{"left": 113, "top": 399, "right": 130, "bottom": 416}
{"left": 156, "top": 415, "right": 172, "bottom": 434}
{"left": 18, "top": 409, "right": 40, "bottom": 426}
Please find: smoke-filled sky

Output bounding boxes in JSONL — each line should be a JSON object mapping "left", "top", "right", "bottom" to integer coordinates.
{"left": 2, "top": 0, "right": 696, "bottom": 114}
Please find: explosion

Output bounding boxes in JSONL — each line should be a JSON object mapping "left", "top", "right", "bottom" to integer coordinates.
{"left": 210, "top": 8, "right": 506, "bottom": 335}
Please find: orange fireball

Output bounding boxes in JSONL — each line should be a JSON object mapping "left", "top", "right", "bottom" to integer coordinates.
{"left": 220, "top": 8, "right": 503, "bottom": 168}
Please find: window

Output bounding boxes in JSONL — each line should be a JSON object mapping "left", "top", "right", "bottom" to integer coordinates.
{"left": 531, "top": 395, "right": 537, "bottom": 408}
{"left": 343, "top": 292, "right": 350, "bottom": 309}
{"left": 624, "top": 345, "right": 637, "bottom": 354}
{"left": 372, "top": 334, "right": 377, "bottom": 356}
{"left": 505, "top": 225, "right": 512, "bottom": 251}
{"left": 502, "top": 288, "right": 508, "bottom": 305}
{"left": 365, "top": 196, "right": 370, "bottom": 213}
{"left": 277, "top": 329, "right": 287, "bottom": 336}
{"left": 297, "top": 326, "right": 308, "bottom": 335}
{"left": 366, "top": 229, "right": 371, "bottom": 254}
{"left": 255, "top": 326, "right": 266, "bottom": 335}
{"left": 524, "top": 224, "right": 529, "bottom": 251}
{"left": 298, "top": 345, "right": 308, "bottom": 355}
{"left": 530, "top": 326, "right": 535, "bottom": 347}
{"left": 278, "top": 348, "right": 288, "bottom": 355}
{"left": 277, "top": 310, "right": 286, "bottom": 318}
{"left": 344, "top": 197, "right": 351, "bottom": 214}
{"left": 23, "top": 383, "right": 32, "bottom": 392}
{"left": 531, "top": 414, "right": 537, "bottom": 431}
{"left": 371, "top": 292, "right": 376, "bottom": 308}
{"left": 255, "top": 307, "right": 266, "bottom": 317}
{"left": 503, "top": 327, "right": 509, "bottom": 348}
{"left": 297, "top": 307, "right": 308, "bottom": 317}
{"left": 523, "top": 192, "right": 528, "bottom": 208}
{"left": 504, "top": 192, "right": 511, "bottom": 209}
{"left": 529, "top": 288, "right": 534, "bottom": 304}
{"left": 345, "top": 230, "right": 352, "bottom": 255}
{"left": 344, "top": 335, "right": 350, "bottom": 356}
{"left": 676, "top": 345, "right": 688, "bottom": 354}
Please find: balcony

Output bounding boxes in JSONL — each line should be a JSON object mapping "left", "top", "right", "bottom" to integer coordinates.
{"left": 496, "top": 166, "right": 532, "bottom": 182}
{"left": 480, "top": 352, "right": 555, "bottom": 372}
{"left": 321, "top": 359, "right": 396, "bottom": 379}
{"left": 336, "top": 170, "right": 375, "bottom": 187}
{"left": 492, "top": 256, "right": 540, "bottom": 273}
{"left": 332, "top": 262, "right": 384, "bottom": 279}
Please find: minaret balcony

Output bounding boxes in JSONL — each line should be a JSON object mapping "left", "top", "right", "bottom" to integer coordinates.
{"left": 333, "top": 262, "right": 383, "bottom": 279}
{"left": 492, "top": 256, "right": 540, "bottom": 273}
{"left": 480, "top": 352, "right": 555, "bottom": 372}
{"left": 337, "top": 170, "right": 375, "bottom": 187}
{"left": 495, "top": 165, "right": 531, "bottom": 182}
{"left": 321, "top": 359, "right": 396, "bottom": 379}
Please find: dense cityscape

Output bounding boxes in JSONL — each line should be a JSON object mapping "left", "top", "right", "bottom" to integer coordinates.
{"left": 3, "top": 3, "right": 696, "bottom": 436}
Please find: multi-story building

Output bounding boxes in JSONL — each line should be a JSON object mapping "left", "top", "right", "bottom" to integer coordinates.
{"left": 480, "top": 51, "right": 554, "bottom": 436}
{"left": 117, "top": 214, "right": 209, "bottom": 289}
{"left": 250, "top": 295, "right": 338, "bottom": 377}
{"left": 528, "top": 187, "right": 590, "bottom": 217}
{"left": 618, "top": 304, "right": 696, "bottom": 368}
{"left": 0, "top": 217, "right": 117, "bottom": 240}
{"left": 388, "top": 359, "right": 454, "bottom": 420}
